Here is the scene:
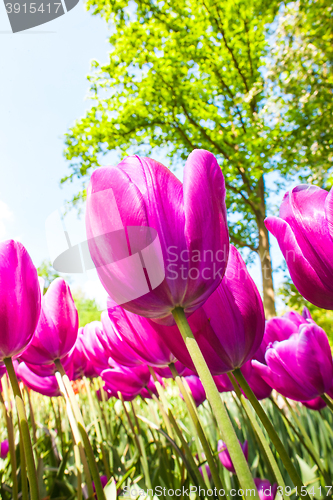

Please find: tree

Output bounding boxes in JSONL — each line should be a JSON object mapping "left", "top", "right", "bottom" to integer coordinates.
{"left": 270, "top": 0, "right": 333, "bottom": 187}
{"left": 63, "top": 0, "right": 330, "bottom": 318}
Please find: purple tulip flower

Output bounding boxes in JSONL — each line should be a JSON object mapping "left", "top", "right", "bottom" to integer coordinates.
{"left": 199, "top": 462, "right": 211, "bottom": 481}
{"left": 101, "top": 365, "right": 150, "bottom": 398}
{"left": 101, "top": 311, "right": 145, "bottom": 367}
{"left": 213, "top": 374, "right": 234, "bottom": 393}
{"left": 80, "top": 321, "right": 111, "bottom": 371}
{"left": 0, "top": 439, "right": 9, "bottom": 459}
{"left": 154, "top": 362, "right": 186, "bottom": 378}
{"left": 241, "top": 360, "right": 272, "bottom": 400}
{"left": 254, "top": 479, "right": 277, "bottom": 500}
{"left": 152, "top": 245, "right": 265, "bottom": 375}
{"left": 21, "top": 278, "right": 78, "bottom": 365}
{"left": 140, "top": 374, "right": 161, "bottom": 399}
{"left": 66, "top": 328, "right": 101, "bottom": 380}
{"left": 253, "top": 323, "right": 333, "bottom": 401}
{"left": 265, "top": 184, "right": 333, "bottom": 310}
{"left": 17, "top": 362, "right": 61, "bottom": 397}
{"left": 106, "top": 301, "right": 179, "bottom": 367}
{"left": 182, "top": 375, "right": 206, "bottom": 407}
{"left": 0, "top": 240, "right": 41, "bottom": 360}
{"left": 263, "top": 308, "right": 312, "bottom": 351}
{"left": 86, "top": 150, "right": 229, "bottom": 325}
{"left": 302, "top": 397, "right": 327, "bottom": 411}
{"left": 218, "top": 439, "right": 248, "bottom": 474}
{"left": 65, "top": 328, "right": 90, "bottom": 379}
{"left": 93, "top": 475, "right": 108, "bottom": 492}
{"left": 22, "top": 356, "right": 74, "bottom": 380}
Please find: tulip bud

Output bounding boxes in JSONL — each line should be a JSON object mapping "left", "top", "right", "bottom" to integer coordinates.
{"left": 265, "top": 185, "right": 333, "bottom": 310}
{"left": 218, "top": 440, "right": 248, "bottom": 474}
{"left": 0, "top": 439, "right": 9, "bottom": 459}
{"left": 20, "top": 278, "right": 78, "bottom": 365}
{"left": 0, "top": 240, "right": 41, "bottom": 360}
{"left": 86, "top": 150, "right": 229, "bottom": 325}
{"left": 254, "top": 479, "right": 277, "bottom": 500}
{"left": 253, "top": 323, "right": 333, "bottom": 401}
{"left": 182, "top": 375, "right": 206, "bottom": 407}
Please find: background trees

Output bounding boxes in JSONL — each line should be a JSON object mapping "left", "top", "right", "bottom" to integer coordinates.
{"left": 63, "top": 0, "right": 333, "bottom": 317}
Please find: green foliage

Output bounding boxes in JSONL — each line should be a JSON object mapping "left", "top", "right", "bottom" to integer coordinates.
{"left": 37, "top": 260, "right": 100, "bottom": 326}
{"left": 73, "top": 289, "right": 101, "bottom": 327}
{"left": 63, "top": 0, "right": 289, "bottom": 253}
{"left": 62, "top": 0, "right": 333, "bottom": 311}
{"left": 2, "top": 380, "right": 333, "bottom": 498}
{"left": 270, "top": 0, "right": 333, "bottom": 187}
{"left": 279, "top": 275, "right": 333, "bottom": 344}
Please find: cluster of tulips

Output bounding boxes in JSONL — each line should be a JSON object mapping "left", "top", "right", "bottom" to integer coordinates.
{"left": 1, "top": 150, "right": 333, "bottom": 500}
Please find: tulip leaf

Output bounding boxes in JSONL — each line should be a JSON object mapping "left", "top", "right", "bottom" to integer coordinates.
{"left": 104, "top": 477, "right": 117, "bottom": 500}
{"left": 296, "top": 455, "right": 318, "bottom": 483}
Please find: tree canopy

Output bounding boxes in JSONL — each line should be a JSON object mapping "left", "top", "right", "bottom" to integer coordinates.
{"left": 63, "top": 0, "right": 333, "bottom": 316}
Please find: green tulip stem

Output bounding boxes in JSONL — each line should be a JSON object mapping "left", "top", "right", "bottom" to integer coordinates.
{"left": 228, "top": 373, "right": 288, "bottom": 500}
{"left": 172, "top": 307, "right": 259, "bottom": 499}
{"left": 282, "top": 397, "right": 330, "bottom": 483}
{"left": 232, "top": 368, "right": 311, "bottom": 499}
{"left": 25, "top": 387, "right": 37, "bottom": 446}
{"left": 54, "top": 359, "right": 105, "bottom": 500}
{"left": 166, "top": 408, "right": 208, "bottom": 494}
{"left": 4, "top": 357, "right": 40, "bottom": 500}
{"left": 19, "top": 427, "right": 29, "bottom": 500}
{"left": 321, "top": 394, "right": 333, "bottom": 413}
{"left": 0, "top": 382, "right": 18, "bottom": 500}
{"left": 118, "top": 392, "right": 152, "bottom": 491}
{"left": 169, "top": 362, "right": 225, "bottom": 497}
{"left": 83, "top": 377, "right": 110, "bottom": 479}
{"left": 148, "top": 366, "right": 174, "bottom": 437}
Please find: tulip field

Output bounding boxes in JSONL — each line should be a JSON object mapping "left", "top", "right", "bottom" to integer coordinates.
{"left": 1, "top": 151, "right": 333, "bottom": 500}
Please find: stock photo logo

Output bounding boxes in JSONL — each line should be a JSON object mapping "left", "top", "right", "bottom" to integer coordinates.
{"left": 45, "top": 188, "right": 166, "bottom": 307}
{"left": 4, "top": 0, "right": 79, "bottom": 33}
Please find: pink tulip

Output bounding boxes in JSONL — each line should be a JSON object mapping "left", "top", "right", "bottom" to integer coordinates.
{"left": 0, "top": 240, "right": 41, "bottom": 360}
{"left": 152, "top": 246, "right": 264, "bottom": 375}
{"left": 218, "top": 440, "right": 248, "bottom": 474}
{"left": 154, "top": 362, "right": 186, "bottom": 378}
{"left": 86, "top": 150, "right": 229, "bottom": 325}
{"left": 302, "top": 397, "right": 327, "bottom": 411}
{"left": 102, "top": 365, "right": 150, "bottom": 398}
{"left": 80, "top": 321, "right": 110, "bottom": 371}
{"left": 213, "top": 374, "right": 234, "bottom": 393}
{"left": 0, "top": 439, "right": 9, "bottom": 459}
{"left": 254, "top": 479, "right": 277, "bottom": 500}
{"left": 21, "top": 278, "right": 78, "bottom": 365}
{"left": 265, "top": 184, "right": 333, "bottom": 310}
{"left": 106, "top": 301, "right": 180, "bottom": 367}
{"left": 17, "top": 362, "right": 61, "bottom": 397}
{"left": 65, "top": 328, "right": 100, "bottom": 380}
{"left": 100, "top": 311, "right": 145, "bottom": 367}
{"left": 93, "top": 475, "right": 108, "bottom": 492}
{"left": 182, "top": 375, "right": 206, "bottom": 407}
{"left": 140, "top": 375, "right": 160, "bottom": 399}
{"left": 253, "top": 323, "right": 333, "bottom": 401}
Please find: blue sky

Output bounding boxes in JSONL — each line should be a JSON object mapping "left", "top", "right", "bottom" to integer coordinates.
{"left": 0, "top": 2, "right": 287, "bottom": 310}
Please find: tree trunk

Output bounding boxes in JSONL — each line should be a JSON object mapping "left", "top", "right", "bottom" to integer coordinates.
{"left": 257, "top": 176, "right": 276, "bottom": 319}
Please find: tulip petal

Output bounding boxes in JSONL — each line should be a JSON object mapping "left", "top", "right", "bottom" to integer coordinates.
{"left": 265, "top": 216, "right": 333, "bottom": 309}
{"left": 182, "top": 149, "right": 229, "bottom": 308}
{"left": 0, "top": 240, "right": 41, "bottom": 360}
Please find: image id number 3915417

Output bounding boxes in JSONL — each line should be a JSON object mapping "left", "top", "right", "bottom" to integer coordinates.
{"left": 5, "top": 2, "right": 62, "bottom": 13}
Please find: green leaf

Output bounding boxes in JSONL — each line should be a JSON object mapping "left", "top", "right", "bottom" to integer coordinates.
{"left": 104, "top": 478, "right": 117, "bottom": 500}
